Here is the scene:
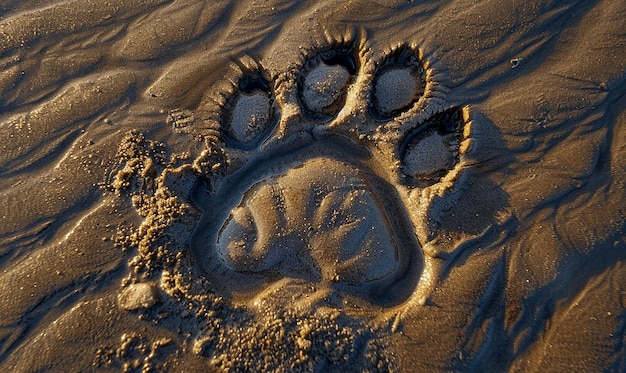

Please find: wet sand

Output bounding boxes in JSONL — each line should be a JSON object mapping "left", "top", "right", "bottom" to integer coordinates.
{"left": 0, "top": 1, "right": 625, "bottom": 371}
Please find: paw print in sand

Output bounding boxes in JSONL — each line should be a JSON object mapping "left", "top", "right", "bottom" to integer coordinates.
{"left": 190, "top": 39, "right": 471, "bottom": 311}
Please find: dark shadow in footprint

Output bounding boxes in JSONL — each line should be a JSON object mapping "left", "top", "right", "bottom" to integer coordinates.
{"left": 297, "top": 45, "right": 358, "bottom": 122}
{"left": 433, "top": 111, "right": 513, "bottom": 237}
{"left": 191, "top": 134, "right": 423, "bottom": 309}
{"left": 370, "top": 45, "right": 426, "bottom": 120}
{"left": 221, "top": 66, "right": 279, "bottom": 150}
{"left": 400, "top": 107, "right": 462, "bottom": 187}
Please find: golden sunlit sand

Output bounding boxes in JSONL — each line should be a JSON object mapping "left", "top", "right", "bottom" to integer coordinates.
{"left": 0, "top": 1, "right": 624, "bottom": 371}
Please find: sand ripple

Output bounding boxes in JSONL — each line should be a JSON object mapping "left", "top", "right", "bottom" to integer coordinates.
{"left": 0, "top": 0, "right": 625, "bottom": 372}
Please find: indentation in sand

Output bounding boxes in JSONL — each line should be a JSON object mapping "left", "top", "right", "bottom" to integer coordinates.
{"left": 374, "top": 68, "right": 418, "bottom": 115}
{"left": 370, "top": 46, "right": 425, "bottom": 119}
{"left": 298, "top": 47, "right": 357, "bottom": 121}
{"left": 217, "top": 158, "right": 398, "bottom": 285}
{"left": 228, "top": 91, "right": 272, "bottom": 144}
{"left": 2, "top": 2, "right": 624, "bottom": 372}
{"left": 400, "top": 107, "right": 463, "bottom": 186}
{"left": 221, "top": 65, "right": 277, "bottom": 149}
{"left": 301, "top": 63, "right": 350, "bottom": 115}
{"left": 403, "top": 132, "right": 454, "bottom": 176}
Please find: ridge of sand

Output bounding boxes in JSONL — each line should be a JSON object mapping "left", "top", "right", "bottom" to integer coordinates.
{"left": 0, "top": 1, "right": 624, "bottom": 371}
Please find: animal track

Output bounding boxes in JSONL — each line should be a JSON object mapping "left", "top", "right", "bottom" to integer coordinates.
{"left": 221, "top": 65, "right": 279, "bottom": 149}
{"left": 190, "top": 43, "right": 470, "bottom": 310}
{"left": 298, "top": 46, "right": 357, "bottom": 121}
{"left": 370, "top": 46, "right": 426, "bottom": 119}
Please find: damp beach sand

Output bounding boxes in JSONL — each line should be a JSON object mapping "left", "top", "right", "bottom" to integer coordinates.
{"left": 0, "top": 1, "right": 625, "bottom": 372}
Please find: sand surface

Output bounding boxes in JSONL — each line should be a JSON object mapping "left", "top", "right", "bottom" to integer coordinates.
{"left": 0, "top": 0, "right": 625, "bottom": 371}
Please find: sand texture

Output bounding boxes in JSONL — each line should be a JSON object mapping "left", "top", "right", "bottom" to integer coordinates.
{"left": 0, "top": 0, "right": 625, "bottom": 372}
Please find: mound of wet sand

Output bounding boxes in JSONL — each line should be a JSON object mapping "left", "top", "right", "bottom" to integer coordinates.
{"left": 0, "top": 1, "right": 625, "bottom": 372}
